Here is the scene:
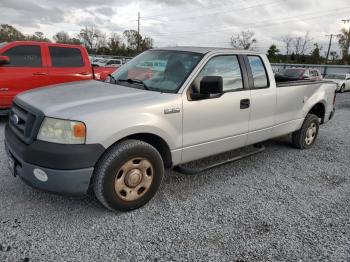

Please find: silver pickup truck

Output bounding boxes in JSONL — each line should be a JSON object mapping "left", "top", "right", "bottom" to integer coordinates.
{"left": 5, "top": 47, "right": 336, "bottom": 211}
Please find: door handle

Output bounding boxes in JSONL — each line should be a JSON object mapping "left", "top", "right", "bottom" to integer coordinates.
{"left": 33, "top": 72, "right": 47, "bottom": 76}
{"left": 240, "top": 99, "right": 250, "bottom": 109}
{"left": 78, "top": 72, "right": 90, "bottom": 75}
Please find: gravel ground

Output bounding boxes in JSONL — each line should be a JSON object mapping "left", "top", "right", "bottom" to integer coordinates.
{"left": 0, "top": 93, "right": 349, "bottom": 262}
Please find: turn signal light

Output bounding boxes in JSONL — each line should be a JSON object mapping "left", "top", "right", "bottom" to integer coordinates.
{"left": 73, "top": 123, "right": 86, "bottom": 138}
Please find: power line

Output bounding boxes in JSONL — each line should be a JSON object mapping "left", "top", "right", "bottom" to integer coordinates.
{"left": 151, "top": 10, "right": 349, "bottom": 48}
{"left": 146, "top": 6, "right": 350, "bottom": 38}
{"left": 141, "top": 0, "right": 262, "bottom": 19}
{"left": 142, "top": 0, "right": 281, "bottom": 22}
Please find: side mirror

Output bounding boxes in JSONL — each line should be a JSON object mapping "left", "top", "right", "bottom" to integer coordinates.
{"left": 0, "top": 55, "right": 10, "bottom": 65}
{"left": 191, "top": 76, "right": 223, "bottom": 100}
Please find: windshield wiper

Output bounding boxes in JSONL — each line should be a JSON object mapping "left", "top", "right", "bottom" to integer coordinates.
{"left": 117, "top": 78, "right": 150, "bottom": 90}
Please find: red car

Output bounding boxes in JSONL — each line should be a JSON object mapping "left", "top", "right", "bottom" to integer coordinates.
{"left": 275, "top": 68, "right": 323, "bottom": 82}
{"left": 0, "top": 41, "right": 117, "bottom": 114}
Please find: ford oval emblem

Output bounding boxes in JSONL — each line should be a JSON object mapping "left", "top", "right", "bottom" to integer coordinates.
{"left": 11, "top": 114, "right": 20, "bottom": 125}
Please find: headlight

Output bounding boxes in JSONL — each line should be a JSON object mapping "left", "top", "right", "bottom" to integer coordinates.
{"left": 37, "top": 117, "right": 86, "bottom": 144}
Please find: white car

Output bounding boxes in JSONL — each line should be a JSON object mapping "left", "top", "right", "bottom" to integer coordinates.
{"left": 324, "top": 73, "right": 350, "bottom": 93}
{"left": 104, "top": 59, "right": 122, "bottom": 67}
{"left": 92, "top": 58, "right": 108, "bottom": 67}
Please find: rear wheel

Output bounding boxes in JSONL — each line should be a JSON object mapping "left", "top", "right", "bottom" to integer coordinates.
{"left": 292, "top": 114, "right": 319, "bottom": 149}
{"left": 93, "top": 139, "right": 164, "bottom": 211}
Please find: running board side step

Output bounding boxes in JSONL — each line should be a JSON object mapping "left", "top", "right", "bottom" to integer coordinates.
{"left": 173, "top": 144, "right": 265, "bottom": 175}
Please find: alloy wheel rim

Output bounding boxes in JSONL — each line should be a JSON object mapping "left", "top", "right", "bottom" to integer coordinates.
{"left": 114, "top": 157, "right": 154, "bottom": 202}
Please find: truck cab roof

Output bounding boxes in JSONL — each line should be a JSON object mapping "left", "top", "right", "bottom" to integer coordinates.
{"left": 1, "top": 41, "right": 83, "bottom": 49}
{"left": 152, "top": 46, "right": 262, "bottom": 55}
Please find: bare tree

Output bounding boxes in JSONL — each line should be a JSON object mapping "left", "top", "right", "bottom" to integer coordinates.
{"left": 292, "top": 32, "right": 312, "bottom": 56}
{"left": 282, "top": 35, "right": 293, "bottom": 55}
{"left": 53, "top": 31, "right": 71, "bottom": 43}
{"left": 123, "top": 30, "right": 141, "bottom": 50}
{"left": 79, "top": 26, "right": 102, "bottom": 52}
{"left": 230, "top": 30, "right": 257, "bottom": 50}
{"left": 96, "top": 32, "right": 107, "bottom": 49}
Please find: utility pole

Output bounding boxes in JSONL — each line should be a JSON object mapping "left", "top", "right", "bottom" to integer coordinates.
{"left": 137, "top": 12, "right": 141, "bottom": 51}
{"left": 325, "top": 34, "right": 336, "bottom": 63}
{"left": 341, "top": 18, "right": 350, "bottom": 64}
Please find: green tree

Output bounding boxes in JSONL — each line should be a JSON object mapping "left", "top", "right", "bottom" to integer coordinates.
{"left": 330, "top": 51, "right": 339, "bottom": 63}
{"left": 140, "top": 36, "right": 153, "bottom": 52}
{"left": 123, "top": 30, "right": 153, "bottom": 55}
{"left": 337, "top": 28, "right": 350, "bottom": 64}
{"left": 267, "top": 44, "right": 280, "bottom": 62}
{"left": 0, "top": 24, "right": 25, "bottom": 42}
{"left": 310, "top": 43, "right": 322, "bottom": 64}
{"left": 26, "top": 31, "right": 50, "bottom": 42}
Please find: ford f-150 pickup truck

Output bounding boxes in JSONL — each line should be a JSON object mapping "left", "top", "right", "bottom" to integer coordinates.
{"left": 5, "top": 47, "right": 336, "bottom": 212}
{"left": 0, "top": 41, "right": 117, "bottom": 115}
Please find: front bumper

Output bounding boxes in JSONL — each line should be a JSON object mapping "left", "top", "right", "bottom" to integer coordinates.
{"left": 5, "top": 124, "right": 105, "bottom": 195}
{"left": 5, "top": 144, "right": 93, "bottom": 195}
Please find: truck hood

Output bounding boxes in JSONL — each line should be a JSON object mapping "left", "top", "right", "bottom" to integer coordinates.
{"left": 17, "top": 80, "right": 160, "bottom": 118}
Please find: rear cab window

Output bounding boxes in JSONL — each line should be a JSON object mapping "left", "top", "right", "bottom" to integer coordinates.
{"left": 2, "top": 45, "right": 42, "bottom": 67}
{"left": 49, "top": 46, "right": 84, "bottom": 67}
{"left": 247, "top": 55, "right": 269, "bottom": 89}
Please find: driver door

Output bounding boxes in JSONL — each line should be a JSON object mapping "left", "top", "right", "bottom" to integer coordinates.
{"left": 182, "top": 54, "right": 250, "bottom": 163}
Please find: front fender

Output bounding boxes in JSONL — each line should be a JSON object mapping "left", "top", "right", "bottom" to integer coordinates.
{"left": 101, "top": 124, "right": 178, "bottom": 150}
{"left": 83, "top": 105, "right": 182, "bottom": 151}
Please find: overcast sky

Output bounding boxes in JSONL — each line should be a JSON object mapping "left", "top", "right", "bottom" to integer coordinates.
{"left": 0, "top": 0, "right": 349, "bottom": 53}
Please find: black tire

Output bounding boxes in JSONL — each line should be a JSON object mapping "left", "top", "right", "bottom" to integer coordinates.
{"left": 340, "top": 85, "right": 345, "bottom": 93}
{"left": 93, "top": 139, "right": 164, "bottom": 212}
{"left": 291, "top": 114, "right": 319, "bottom": 149}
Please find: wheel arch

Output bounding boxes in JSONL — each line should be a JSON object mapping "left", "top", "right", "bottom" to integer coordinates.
{"left": 308, "top": 102, "right": 326, "bottom": 124}
{"left": 125, "top": 133, "right": 173, "bottom": 168}
{"left": 100, "top": 131, "right": 173, "bottom": 169}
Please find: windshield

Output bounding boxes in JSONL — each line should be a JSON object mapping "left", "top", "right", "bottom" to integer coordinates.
{"left": 279, "top": 68, "right": 305, "bottom": 78}
{"left": 324, "top": 74, "right": 346, "bottom": 80}
{"left": 111, "top": 50, "right": 203, "bottom": 93}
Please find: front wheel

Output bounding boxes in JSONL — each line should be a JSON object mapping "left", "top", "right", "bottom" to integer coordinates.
{"left": 93, "top": 140, "right": 164, "bottom": 212}
{"left": 291, "top": 114, "right": 319, "bottom": 149}
{"left": 340, "top": 85, "right": 345, "bottom": 93}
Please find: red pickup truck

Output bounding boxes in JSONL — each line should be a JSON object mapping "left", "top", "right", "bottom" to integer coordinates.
{"left": 0, "top": 41, "right": 117, "bottom": 114}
